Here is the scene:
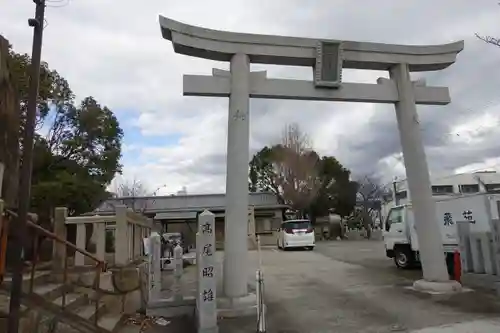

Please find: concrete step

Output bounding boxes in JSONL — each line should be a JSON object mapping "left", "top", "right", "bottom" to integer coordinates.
{"left": 49, "top": 300, "right": 110, "bottom": 333}
{"left": 0, "top": 282, "right": 67, "bottom": 315}
{"left": 2, "top": 271, "right": 52, "bottom": 290}
{"left": 52, "top": 292, "right": 89, "bottom": 312}
{"left": 75, "top": 300, "right": 108, "bottom": 323}
{"left": 98, "top": 313, "right": 124, "bottom": 333}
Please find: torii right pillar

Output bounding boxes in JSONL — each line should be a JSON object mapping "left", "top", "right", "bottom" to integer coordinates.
{"left": 391, "top": 63, "right": 460, "bottom": 291}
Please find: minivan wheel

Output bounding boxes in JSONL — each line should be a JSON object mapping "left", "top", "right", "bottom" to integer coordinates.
{"left": 394, "top": 248, "right": 413, "bottom": 269}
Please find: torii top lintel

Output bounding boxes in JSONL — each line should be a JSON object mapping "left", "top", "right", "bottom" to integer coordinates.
{"left": 159, "top": 15, "right": 464, "bottom": 72}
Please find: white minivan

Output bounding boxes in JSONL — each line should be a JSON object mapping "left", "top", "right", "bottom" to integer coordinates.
{"left": 276, "top": 219, "right": 315, "bottom": 250}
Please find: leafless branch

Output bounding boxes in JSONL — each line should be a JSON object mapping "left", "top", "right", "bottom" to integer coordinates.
{"left": 273, "top": 123, "right": 321, "bottom": 213}
{"left": 355, "top": 175, "right": 391, "bottom": 215}
{"left": 109, "top": 177, "right": 166, "bottom": 213}
{"left": 475, "top": 2, "right": 500, "bottom": 47}
{"left": 475, "top": 33, "right": 500, "bottom": 47}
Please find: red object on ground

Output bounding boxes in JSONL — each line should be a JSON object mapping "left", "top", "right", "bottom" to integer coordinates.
{"left": 454, "top": 250, "right": 462, "bottom": 284}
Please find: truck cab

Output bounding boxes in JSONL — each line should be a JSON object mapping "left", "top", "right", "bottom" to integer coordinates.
{"left": 383, "top": 193, "right": 498, "bottom": 269}
{"left": 383, "top": 203, "right": 458, "bottom": 269}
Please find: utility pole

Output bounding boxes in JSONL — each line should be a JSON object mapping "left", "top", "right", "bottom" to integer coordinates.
{"left": 7, "top": 1, "right": 46, "bottom": 332}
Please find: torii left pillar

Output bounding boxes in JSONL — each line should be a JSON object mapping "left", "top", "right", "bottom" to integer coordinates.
{"left": 222, "top": 55, "right": 267, "bottom": 301}
{"left": 224, "top": 53, "right": 251, "bottom": 299}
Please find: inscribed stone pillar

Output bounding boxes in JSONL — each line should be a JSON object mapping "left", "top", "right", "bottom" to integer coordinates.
{"left": 197, "top": 210, "right": 218, "bottom": 333}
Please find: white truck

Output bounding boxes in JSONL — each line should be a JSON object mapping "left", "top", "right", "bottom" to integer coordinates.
{"left": 383, "top": 192, "right": 499, "bottom": 269}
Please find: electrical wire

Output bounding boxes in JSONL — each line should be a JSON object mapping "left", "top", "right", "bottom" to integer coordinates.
{"left": 45, "top": 0, "right": 71, "bottom": 8}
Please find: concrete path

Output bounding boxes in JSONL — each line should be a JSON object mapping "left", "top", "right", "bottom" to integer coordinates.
{"left": 220, "top": 245, "right": 500, "bottom": 333}
{"left": 409, "top": 319, "right": 500, "bottom": 332}
{"left": 121, "top": 241, "right": 500, "bottom": 332}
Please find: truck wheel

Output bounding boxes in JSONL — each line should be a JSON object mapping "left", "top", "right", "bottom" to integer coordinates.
{"left": 394, "top": 248, "right": 414, "bottom": 269}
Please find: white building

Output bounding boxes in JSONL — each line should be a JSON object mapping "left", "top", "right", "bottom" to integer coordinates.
{"left": 382, "top": 171, "right": 500, "bottom": 218}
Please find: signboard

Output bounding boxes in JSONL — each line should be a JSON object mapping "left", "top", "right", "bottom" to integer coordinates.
{"left": 314, "top": 41, "right": 343, "bottom": 88}
{"left": 196, "top": 210, "right": 217, "bottom": 331}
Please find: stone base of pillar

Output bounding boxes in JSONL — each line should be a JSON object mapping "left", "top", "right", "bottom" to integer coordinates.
{"left": 217, "top": 293, "right": 257, "bottom": 318}
{"left": 412, "top": 279, "right": 463, "bottom": 294}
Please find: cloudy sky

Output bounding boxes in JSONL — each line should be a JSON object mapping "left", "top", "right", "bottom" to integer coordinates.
{"left": 1, "top": 0, "right": 500, "bottom": 194}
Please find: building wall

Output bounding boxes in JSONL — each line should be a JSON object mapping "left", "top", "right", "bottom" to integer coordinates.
{"left": 97, "top": 192, "right": 281, "bottom": 214}
{"left": 382, "top": 171, "right": 500, "bottom": 220}
{"left": 160, "top": 208, "right": 283, "bottom": 249}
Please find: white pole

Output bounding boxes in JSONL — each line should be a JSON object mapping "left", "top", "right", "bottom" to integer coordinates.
{"left": 223, "top": 53, "right": 251, "bottom": 299}
{"left": 390, "top": 63, "right": 449, "bottom": 282}
{"left": 173, "top": 244, "right": 184, "bottom": 301}
{"left": 256, "top": 236, "right": 266, "bottom": 332}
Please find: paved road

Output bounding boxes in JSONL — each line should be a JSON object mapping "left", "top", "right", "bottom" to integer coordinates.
{"left": 220, "top": 240, "right": 500, "bottom": 333}
{"left": 315, "top": 240, "right": 423, "bottom": 280}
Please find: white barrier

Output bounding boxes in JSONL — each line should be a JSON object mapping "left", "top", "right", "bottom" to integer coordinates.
{"left": 173, "top": 244, "right": 184, "bottom": 301}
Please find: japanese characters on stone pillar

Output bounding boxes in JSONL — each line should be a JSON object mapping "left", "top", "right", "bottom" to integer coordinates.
{"left": 197, "top": 210, "right": 218, "bottom": 333}
{"left": 148, "top": 233, "right": 162, "bottom": 303}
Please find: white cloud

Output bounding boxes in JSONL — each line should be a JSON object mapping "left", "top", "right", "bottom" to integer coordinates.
{"left": 2, "top": 0, "right": 500, "bottom": 194}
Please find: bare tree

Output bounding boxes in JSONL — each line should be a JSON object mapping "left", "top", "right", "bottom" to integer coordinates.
{"left": 355, "top": 175, "right": 391, "bottom": 239}
{"left": 110, "top": 176, "right": 166, "bottom": 213}
{"left": 475, "top": 2, "right": 500, "bottom": 47}
{"left": 273, "top": 123, "right": 322, "bottom": 217}
{"left": 112, "top": 177, "right": 149, "bottom": 198}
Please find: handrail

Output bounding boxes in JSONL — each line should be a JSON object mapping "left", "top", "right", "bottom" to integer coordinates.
{"left": 2, "top": 206, "right": 106, "bottom": 327}
{"left": 4, "top": 208, "right": 106, "bottom": 269}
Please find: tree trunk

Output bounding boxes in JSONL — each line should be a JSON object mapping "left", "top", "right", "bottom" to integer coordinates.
{"left": 0, "top": 35, "right": 20, "bottom": 209}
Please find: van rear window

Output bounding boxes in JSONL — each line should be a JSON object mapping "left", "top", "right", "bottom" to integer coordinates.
{"left": 282, "top": 221, "right": 310, "bottom": 230}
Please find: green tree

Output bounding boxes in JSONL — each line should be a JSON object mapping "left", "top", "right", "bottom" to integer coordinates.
{"left": 1, "top": 46, "right": 74, "bottom": 207}
{"left": 31, "top": 97, "right": 123, "bottom": 216}
{"left": 6, "top": 46, "right": 123, "bottom": 252}
{"left": 30, "top": 98, "right": 123, "bottom": 249}
{"left": 8, "top": 46, "right": 73, "bottom": 129}
{"left": 308, "top": 156, "right": 357, "bottom": 223}
{"left": 249, "top": 145, "right": 284, "bottom": 203}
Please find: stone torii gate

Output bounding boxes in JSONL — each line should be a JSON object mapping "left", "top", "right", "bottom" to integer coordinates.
{"left": 159, "top": 16, "right": 464, "bottom": 306}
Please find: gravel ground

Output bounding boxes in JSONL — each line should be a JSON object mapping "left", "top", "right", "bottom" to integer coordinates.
{"left": 130, "top": 240, "right": 500, "bottom": 333}
{"left": 220, "top": 240, "right": 500, "bottom": 333}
